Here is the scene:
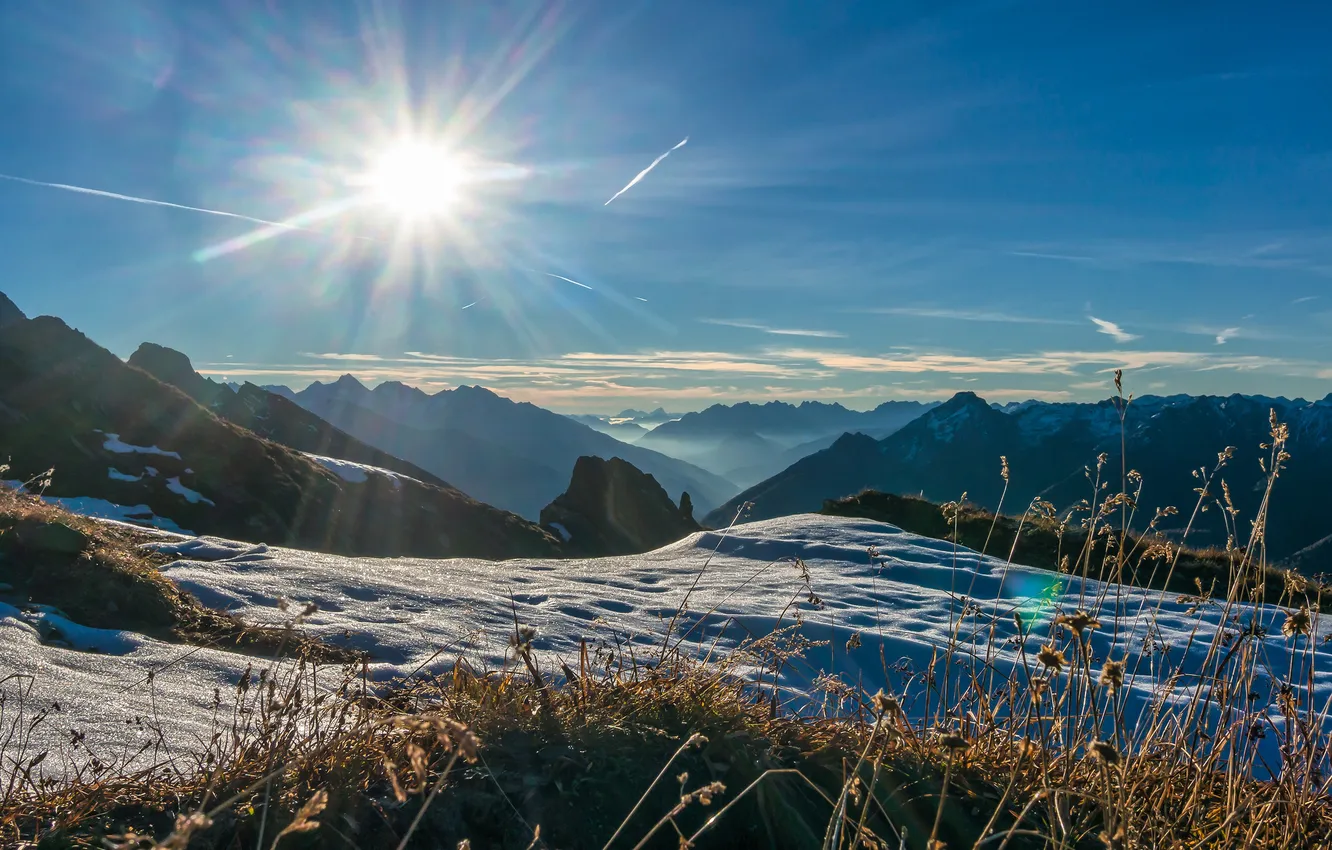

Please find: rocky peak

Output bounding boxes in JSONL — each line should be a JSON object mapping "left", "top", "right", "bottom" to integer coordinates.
{"left": 539, "top": 456, "right": 701, "bottom": 555}
{"left": 0, "top": 291, "right": 26, "bottom": 327}
{"left": 333, "top": 374, "right": 368, "bottom": 391}
{"left": 127, "top": 342, "right": 223, "bottom": 405}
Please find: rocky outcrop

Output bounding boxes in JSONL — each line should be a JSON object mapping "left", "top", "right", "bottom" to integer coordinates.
{"left": 127, "top": 343, "right": 226, "bottom": 405}
{"left": 540, "top": 457, "right": 701, "bottom": 556}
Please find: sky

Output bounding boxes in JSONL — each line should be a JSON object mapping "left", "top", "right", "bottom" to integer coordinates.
{"left": 1, "top": 0, "right": 1330, "bottom": 413}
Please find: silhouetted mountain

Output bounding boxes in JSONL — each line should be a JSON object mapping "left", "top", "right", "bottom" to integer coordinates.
{"left": 0, "top": 299, "right": 558, "bottom": 559}
{"left": 635, "top": 399, "right": 935, "bottom": 483}
{"left": 0, "top": 291, "right": 26, "bottom": 327}
{"left": 128, "top": 343, "right": 230, "bottom": 406}
{"left": 129, "top": 343, "right": 448, "bottom": 488}
{"left": 706, "top": 391, "right": 1332, "bottom": 565}
{"left": 288, "top": 379, "right": 737, "bottom": 519}
{"left": 540, "top": 456, "right": 700, "bottom": 555}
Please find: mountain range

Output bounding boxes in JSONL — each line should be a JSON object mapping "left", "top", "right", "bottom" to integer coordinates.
{"left": 629, "top": 399, "right": 938, "bottom": 487}
{"left": 0, "top": 304, "right": 560, "bottom": 559}
{"left": 706, "top": 390, "right": 1332, "bottom": 569}
{"left": 263, "top": 376, "right": 735, "bottom": 520}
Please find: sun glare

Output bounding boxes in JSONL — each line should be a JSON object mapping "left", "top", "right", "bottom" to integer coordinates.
{"left": 363, "top": 140, "right": 468, "bottom": 219}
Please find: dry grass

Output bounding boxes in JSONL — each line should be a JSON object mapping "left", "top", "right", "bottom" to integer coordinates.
{"left": 822, "top": 490, "right": 1332, "bottom": 612}
{"left": 3, "top": 389, "right": 1332, "bottom": 848}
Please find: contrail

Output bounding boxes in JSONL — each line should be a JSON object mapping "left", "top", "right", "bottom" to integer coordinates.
{"left": 0, "top": 171, "right": 306, "bottom": 231}
{"left": 546, "top": 272, "right": 593, "bottom": 290}
{"left": 461, "top": 300, "right": 480, "bottom": 310}
{"left": 604, "top": 137, "right": 688, "bottom": 205}
{"left": 634, "top": 296, "right": 648, "bottom": 302}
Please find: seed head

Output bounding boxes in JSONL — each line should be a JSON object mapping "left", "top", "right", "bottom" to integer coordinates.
{"left": 1037, "top": 645, "right": 1067, "bottom": 673}
{"left": 1282, "top": 606, "right": 1312, "bottom": 638}
{"left": 1099, "top": 659, "right": 1125, "bottom": 692}
{"left": 872, "top": 689, "right": 901, "bottom": 718}
{"left": 1055, "top": 609, "right": 1102, "bottom": 637}
{"left": 510, "top": 625, "right": 538, "bottom": 650}
{"left": 1090, "top": 740, "right": 1121, "bottom": 767}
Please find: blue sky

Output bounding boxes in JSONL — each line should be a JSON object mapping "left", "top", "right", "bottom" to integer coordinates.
{"left": 1, "top": 0, "right": 1330, "bottom": 412}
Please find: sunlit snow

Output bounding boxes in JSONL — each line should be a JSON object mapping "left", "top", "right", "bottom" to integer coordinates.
{"left": 3, "top": 515, "right": 1329, "bottom": 780}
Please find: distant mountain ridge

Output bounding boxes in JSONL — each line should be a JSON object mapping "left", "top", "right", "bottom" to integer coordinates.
{"left": 266, "top": 376, "right": 738, "bottom": 520}
{"left": 706, "top": 390, "right": 1332, "bottom": 569}
{"left": 632, "top": 399, "right": 937, "bottom": 487}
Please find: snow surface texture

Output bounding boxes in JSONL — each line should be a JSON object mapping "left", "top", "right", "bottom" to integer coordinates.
{"left": 302, "top": 453, "right": 419, "bottom": 489}
{"left": 3, "top": 515, "right": 1330, "bottom": 780}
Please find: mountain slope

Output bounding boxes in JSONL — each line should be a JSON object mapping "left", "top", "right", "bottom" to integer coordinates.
{"left": 706, "top": 391, "right": 1332, "bottom": 563}
{"left": 291, "top": 378, "right": 738, "bottom": 518}
{"left": 127, "top": 344, "right": 448, "bottom": 488}
{"left": 0, "top": 307, "right": 558, "bottom": 559}
{"left": 283, "top": 395, "right": 571, "bottom": 520}
{"left": 0, "top": 291, "right": 27, "bottom": 327}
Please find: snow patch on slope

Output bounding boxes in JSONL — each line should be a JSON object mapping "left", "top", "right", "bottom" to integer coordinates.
{"left": 302, "top": 453, "right": 419, "bottom": 489}
{"left": 99, "top": 432, "right": 182, "bottom": 460}
{"left": 166, "top": 477, "right": 215, "bottom": 506}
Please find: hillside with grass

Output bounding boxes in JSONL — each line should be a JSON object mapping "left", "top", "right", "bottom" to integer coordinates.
{"left": 0, "top": 311, "right": 560, "bottom": 559}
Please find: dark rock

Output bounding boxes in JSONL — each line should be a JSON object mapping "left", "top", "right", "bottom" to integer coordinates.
{"left": 127, "top": 343, "right": 224, "bottom": 405}
{"left": 540, "top": 457, "right": 701, "bottom": 556}
{"left": 678, "top": 491, "right": 694, "bottom": 523}
{"left": 8, "top": 519, "right": 91, "bottom": 555}
{"left": 0, "top": 291, "right": 26, "bottom": 327}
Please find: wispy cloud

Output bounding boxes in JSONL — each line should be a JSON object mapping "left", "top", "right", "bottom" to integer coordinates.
{"left": 1214, "top": 327, "right": 1240, "bottom": 345}
{"left": 700, "top": 318, "right": 846, "bottom": 338}
{"left": 868, "top": 306, "right": 1078, "bottom": 325}
{"left": 604, "top": 137, "right": 689, "bottom": 205}
{"left": 1089, "top": 316, "right": 1139, "bottom": 343}
{"left": 300, "top": 352, "right": 391, "bottom": 361}
{"left": 1006, "top": 234, "right": 1332, "bottom": 274}
{"left": 0, "top": 171, "right": 349, "bottom": 243}
{"left": 1293, "top": 295, "right": 1320, "bottom": 304}
{"left": 1008, "top": 250, "right": 1099, "bottom": 263}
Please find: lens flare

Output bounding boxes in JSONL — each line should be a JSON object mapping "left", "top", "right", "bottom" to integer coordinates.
{"left": 360, "top": 140, "right": 469, "bottom": 219}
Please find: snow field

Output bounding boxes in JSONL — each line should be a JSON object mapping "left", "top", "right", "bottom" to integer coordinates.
{"left": 3, "top": 514, "right": 1329, "bottom": 780}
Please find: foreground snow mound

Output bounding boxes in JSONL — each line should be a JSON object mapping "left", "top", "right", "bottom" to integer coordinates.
{"left": 4, "top": 514, "right": 1329, "bottom": 779}
{"left": 0, "top": 602, "right": 259, "bottom": 779}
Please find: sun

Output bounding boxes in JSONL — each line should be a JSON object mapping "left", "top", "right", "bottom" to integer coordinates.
{"left": 362, "top": 140, "right": 468, "bottom": 219}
